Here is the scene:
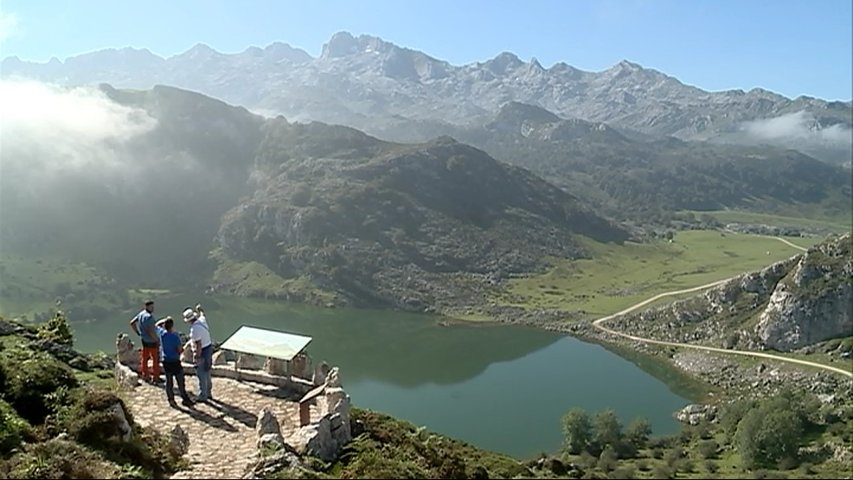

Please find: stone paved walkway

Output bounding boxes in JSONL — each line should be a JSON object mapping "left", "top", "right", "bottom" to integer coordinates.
{"left": 127, "top": 376, "right": 323, "bottom": 479}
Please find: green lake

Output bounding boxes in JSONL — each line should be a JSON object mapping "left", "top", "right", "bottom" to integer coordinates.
{"left": 72, "top": 294, "right": 695, "bottom": 459}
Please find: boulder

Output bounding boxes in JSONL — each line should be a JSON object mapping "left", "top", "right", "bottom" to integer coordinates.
{"left": 116, "top": 334, "right": 139, "bottom": 368}
{"left": 114, "top": 362, "right": 140, "bottom": 389}
{"left": 107, "top": 402, "right": 133, "bottom": 442}
{"left": 169, "top": 425, "right": 190, "bottom": 456}
{"left": 257, "top": 432, "right": 285, "bottom": 450}
{"left": 675, "top": 404, "right": 717, "bottom": 425}
{"left": 181, "top": 342, "right": 194, "bottom": 363}
{"left": 244, "top": 450, "right": 301, "bottom": 480}
{"left": 0, "top": 319, "right": 24, "bottom": 336}
{"left": 325, "top": 387, "right": 352, "bottom": 446}
{"left": 288, "top": 416, "right": 336, "bottom": 461}
{"left": 326, "top": 367, "right": 342, "bottom": 388}
{"left": 256, "top": 408, "right": 282, "bottom": 436}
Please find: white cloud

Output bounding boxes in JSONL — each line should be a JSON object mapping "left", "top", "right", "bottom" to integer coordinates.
{"left": 0, "top": 4, "right": 19, "bottom": 43}
{"left": 0, "top": 79, "right": 157, "bottom": 191}
{"left": 741, "top": 111, "right": 852, "bottom": 147}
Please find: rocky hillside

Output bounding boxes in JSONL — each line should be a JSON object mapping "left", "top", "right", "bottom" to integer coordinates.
{"left": 607, "top": 234, "right": 852, "bottom": 352}
{"left": 452, "top": 102, "right": 853, "bottom": 219}
{"left": 0, "top": 315, "right": 186, "bottom": 478}
{"left": 1, "top": 83, "right": 626, "bottom": 311}
{"left": 214, "top": 124, "right": 628, "bottom": 311}
{"left": 5, "top": 32, "right": 851, "bottom": 164}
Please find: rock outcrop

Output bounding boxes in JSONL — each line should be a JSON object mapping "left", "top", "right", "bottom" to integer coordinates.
{"left": 606, "top": 235, "right": 852, "bottom": 352}
{"left": 756, "top": 235, "right": 853, "bottom": 351}
{"left": 116, "top": 334, "right": 139, "bottom": 367}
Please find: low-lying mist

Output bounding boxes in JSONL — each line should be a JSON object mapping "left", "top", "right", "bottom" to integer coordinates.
{"left": 740, "top": 111, "right": 853, "bottom": 165}
{"left": 0, "top": 80, "right": 259, "bottom": 285}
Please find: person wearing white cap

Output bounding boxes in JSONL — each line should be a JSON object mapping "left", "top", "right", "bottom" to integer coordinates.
{"left": 183, "top": 306, "right": 213, "bottom": 402}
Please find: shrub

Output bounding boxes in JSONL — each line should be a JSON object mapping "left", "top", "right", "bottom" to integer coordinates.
{"left": 52, "top": 388, "right": 184, "bottom": 478}
{"left": 777, "top": 456, "right": 799, "bottom": 470}
{"left": 4, "top": 439, "right": 119, "bottom": 479}
{"left": 705, "top": 460, "right": 718, "bottom": 473}
{"left": 663, "top": 448, "right": 682, "bottom": 467}
{"left": 697, "top": 439, "right": 718, "bottom": 459}
{"left": 0, "top": 347, "right": 78, "bottom": 424}
{"left": 737, "top": 405, "right": 803, "bottom": 468}
{"left": 651, "top": 464, "right": 674, "bottom": 479}
{"left": 36, "top": 311, "right": 73, "bottom": 346}
{"left": 678, "top": 458, "right": 695, "bottom": 473}
{"left": 609, "top": 465, "right": 635, "bottom": 479}
{"left": 0, "top": 399, "right": 31, "bottom": 455}
{"left": 799, "top": 462, "right": 815, "bottom": 475}
{"left": 625, "top": 418, "right": 652, "bottom": 449}
{"left": 60, "top": 389, "right": 133, "bottom": 449}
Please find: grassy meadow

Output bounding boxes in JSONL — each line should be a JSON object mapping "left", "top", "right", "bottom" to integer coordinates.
{"left": 494, "top": 230, "right": 823, "bottom": 319}
{"left": 688, "top": 209, "right": 852, "bottom": 233}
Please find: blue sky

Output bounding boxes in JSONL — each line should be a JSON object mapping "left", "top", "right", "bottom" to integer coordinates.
{"left": 1, "top": 0, "right": 851, "bottom": 100}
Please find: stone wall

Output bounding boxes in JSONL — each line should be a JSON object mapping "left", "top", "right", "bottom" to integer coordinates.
{"left": 115, "top": 334, "right": 322, "bottom": 396}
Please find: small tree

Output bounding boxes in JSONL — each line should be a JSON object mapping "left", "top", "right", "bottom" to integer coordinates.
{"left": 38, "top": 311, "right": 74, "bottom": 346}
{"left": 562, "top": 408, "right": 592, "bottom": 454}
{"left": 625, "top": 417, "right": 652, "bottom": 449}
{"left": 697, "top": 439, "right": 718, "bottom": 459}
{"left": 737, "top": 406, "right": 803, "bottom": 469}
{"left": 593, "top": 410, "right": 623, "bottom": 450}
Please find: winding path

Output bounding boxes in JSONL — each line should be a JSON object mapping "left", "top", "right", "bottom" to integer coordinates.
{"left": 591, "top": 237, "right": 853, "bottom": 379}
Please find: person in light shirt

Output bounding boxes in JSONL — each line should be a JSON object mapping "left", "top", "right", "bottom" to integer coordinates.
{"left": 183, "top": 306, "right": 213, "bottom": 402}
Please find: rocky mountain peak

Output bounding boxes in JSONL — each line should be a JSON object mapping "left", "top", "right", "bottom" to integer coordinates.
{"left": 484, "top": 52, "right": 524, "bottom": 75}
{"left": 321, "top": 31, "right": 361, "bottom": 59}
{"left": 493, "top": 101, "right": 561, "bottom": 126}
{"left": 173, "top": 43, "right": 219, "bottom": 61}
{"left": 261, "top": 42, "right": 312, "bottom": 63}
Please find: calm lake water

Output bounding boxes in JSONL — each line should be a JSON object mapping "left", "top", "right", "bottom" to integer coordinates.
{"left": 73, "top": 294, "right": 694, "bottom": 459}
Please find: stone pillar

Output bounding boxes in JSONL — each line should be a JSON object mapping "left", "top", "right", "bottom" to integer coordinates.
{"left": 264, "top": 357, "right": 288, "bottom": 376}
{"left": 236, "top": 353, "right": 261, "bottom": 370}
{"left": 312, "top": 361, "right": 330, "bottom": 386}
{"left": 212, "top": 350, "right": 228, "bottom": 366}
{"left": 290, "top": 353, "right": 308, "bottom": 379}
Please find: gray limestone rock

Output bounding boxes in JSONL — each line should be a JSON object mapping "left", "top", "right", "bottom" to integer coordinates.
{"left": 256, "top": 408, "right": 282, "bottom": 437}
{"left": 169, "top": 424, "right": 190, "bottom": 456}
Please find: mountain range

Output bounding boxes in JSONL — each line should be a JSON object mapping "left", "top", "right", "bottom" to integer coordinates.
{"left": 3, "top": 32, "right": 851, "bottom": 164}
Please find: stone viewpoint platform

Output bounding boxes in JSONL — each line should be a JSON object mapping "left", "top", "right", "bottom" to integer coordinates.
{"left": 114, "top": 334, "right": 352, "bottom": 479}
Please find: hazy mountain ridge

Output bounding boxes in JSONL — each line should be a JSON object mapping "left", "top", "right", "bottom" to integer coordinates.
{"left": 450, "top": 102, "right": 853, "bottom": 219}
{"left": 0, "top": 84, "right": 626, "bottom": 310}
{"left": 215, "top": 127, "right": 629, "bottom": 310}
{"left": 4, "top": 32, "right": 851, "bottom": 163}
